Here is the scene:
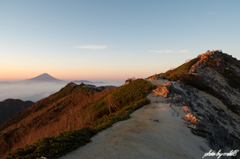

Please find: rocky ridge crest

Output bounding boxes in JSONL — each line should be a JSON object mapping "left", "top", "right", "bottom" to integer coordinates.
{"left": 153, "top": 50, "right": 240, "bottom": 158}
{"left": 189, "top": 50, "right": 240, "bottom": 114}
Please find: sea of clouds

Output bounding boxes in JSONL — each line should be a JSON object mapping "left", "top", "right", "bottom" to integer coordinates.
{"left": 0, "top": 79, "right": 124, "bottom": 102}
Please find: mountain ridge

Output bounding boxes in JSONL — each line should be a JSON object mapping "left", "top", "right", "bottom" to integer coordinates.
{"left": 0, "top": 79, "right": 153, "bottom": 159}
{"left": 1, "top": 50, "right": 240, "bottom": 159}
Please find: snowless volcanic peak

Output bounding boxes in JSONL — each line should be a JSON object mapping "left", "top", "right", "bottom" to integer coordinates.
{"left": 28, "top": 73, "right": 61, "bottom": 82}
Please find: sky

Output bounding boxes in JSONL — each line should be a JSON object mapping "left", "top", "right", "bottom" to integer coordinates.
{"left": 0, "top": 0, "right": 240, "bottom": 81}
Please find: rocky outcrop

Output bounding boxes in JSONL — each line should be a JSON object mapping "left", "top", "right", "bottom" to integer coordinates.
{"left": 165, "top": 81, "right": 240, "bottom": 158}
{"left": 125, "top": 78, "right": 135, "bottom": 85}
{"left": 149, "top": 74, "right": 167, "bottom": 80}
{"left": 183, "top": 113, "right": 199, "bottom": 124}
{"left": 79, "top": 83, "right": 115, "bottom": 92}
{"left": 188, "top": 50, "right": 240, "bottom": 116}
{"left": 190, "top": 50, "right": 240, "bottom": 74}
{"left": 153, "top": 82, "right": 172, "bottom": 98}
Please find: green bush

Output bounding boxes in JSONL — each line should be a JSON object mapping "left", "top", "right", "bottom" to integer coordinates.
{"left": 173, "top": 57, "right": 199, "bottom": 74}
{"left": 147, "top": 58, "right": 199, "bottom": 80}
{"left": 160, "top": 57, "right": 200, "bottom": 80}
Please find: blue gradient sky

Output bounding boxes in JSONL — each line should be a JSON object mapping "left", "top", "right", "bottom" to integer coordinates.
{"left": 1, "top": 0, "right": 239, "bottom": 80}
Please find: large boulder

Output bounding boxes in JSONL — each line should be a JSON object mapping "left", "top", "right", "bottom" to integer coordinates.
{"left": 153, "top": 82, "right": 172, "bottom": 98}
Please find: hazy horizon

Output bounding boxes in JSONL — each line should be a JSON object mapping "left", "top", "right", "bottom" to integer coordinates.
{"left": 0, "top": 73, "right": 128, "bottom": 84}
{"left": 0, "top": 77, "right": 129, "bottom": 82}
{"left": 0, "top": 72, "right": 127, "bottom": 102}
{"left": 0, "top": 79, "right": 125, "bottom": 102}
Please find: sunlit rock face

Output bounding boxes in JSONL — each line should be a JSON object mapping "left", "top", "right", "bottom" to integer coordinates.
{"left": 153, "top": 82, "right": 172, "bottom": 98}
{"left": 183, "top": 113, "right": 199, "bottom": 124}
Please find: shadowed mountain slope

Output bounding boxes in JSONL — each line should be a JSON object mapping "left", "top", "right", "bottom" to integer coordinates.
{"left": 0, "top": 99, "right": 34, "bottom": 125}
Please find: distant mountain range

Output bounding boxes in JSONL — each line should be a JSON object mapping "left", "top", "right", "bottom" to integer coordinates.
{"left": 0, "top": 82, "right": 9, "bottom": 84}
{"left": 71, "top": 80, "right": 105, "bottom": 84}
{"left": 0, "top": 73, "right": 106, "bottom": 84}
{"left": 71, "top": 80, "right": 94, "bottom": 83}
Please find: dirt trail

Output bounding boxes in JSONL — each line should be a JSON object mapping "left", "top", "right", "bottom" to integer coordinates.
{"left": 59, "top": 79, "right": 210, "bottom": 159}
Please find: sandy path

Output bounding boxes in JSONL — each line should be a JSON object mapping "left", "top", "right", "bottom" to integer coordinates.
{"left": 59, "top": 80, "right": 210, "bottom": 159}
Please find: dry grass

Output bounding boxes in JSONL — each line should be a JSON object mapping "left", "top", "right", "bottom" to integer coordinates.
{"left": 4, "top": 79, "right": 153, "bottom": 159}
{"left": 0, "top": 85, "right": 115, "bottom": 159}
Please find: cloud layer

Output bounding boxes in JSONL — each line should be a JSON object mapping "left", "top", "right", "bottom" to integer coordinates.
{"left": 74, "top": 45, "right": 108, "bottom": 49}
{"left": 150, "top": 49, "right": 190, "bottom": 53}
{"left": 150, "top": 50, "right": 174, "bottom": 53}
{"left": 178, "top": 49, "right": 190, "bottom": 53}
